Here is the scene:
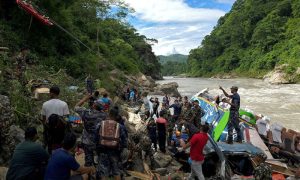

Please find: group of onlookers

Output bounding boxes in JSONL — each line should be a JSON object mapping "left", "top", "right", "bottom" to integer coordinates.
{"left": 7, "top": 86, "right": 126, "bottom": 180}
{"left": 6, "top": 84, "right": 245, "bottom": 180}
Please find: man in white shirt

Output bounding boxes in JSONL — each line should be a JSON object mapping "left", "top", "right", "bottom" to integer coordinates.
{"left": 41, "top": 86, "right": 70, "bottom": 123}
{"left": 41, "top": 86, "right": 69, "bottom": 148}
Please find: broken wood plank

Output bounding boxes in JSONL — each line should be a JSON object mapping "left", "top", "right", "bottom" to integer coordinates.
{"left": 127, "top": 170, "right": 152, "bottom": 180}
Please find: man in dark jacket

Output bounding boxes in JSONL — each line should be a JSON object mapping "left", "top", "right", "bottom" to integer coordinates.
{"left": 7, "top": 127, "right": 49, "bottom": 180}
{"left": 147, "top": 118, "right": 157, "bottom": 151}
{"left": 75, "top": 94, "right": 107, "bottom": 167}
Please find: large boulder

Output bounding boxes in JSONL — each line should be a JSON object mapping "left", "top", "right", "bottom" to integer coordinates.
{"left": 137, "top": 74, "right": 155, "bottom": 88}
{"left": 263, "top": 64, "right": 293, "bottom": 84}
{"left": 152, "top": 82, "right": 181, "bottom": 97}
{"left": 9, "top": 125, "right": 25, "bottom": 143}
{"left": 153, "top": 152, "right": 173, "bottom": 168}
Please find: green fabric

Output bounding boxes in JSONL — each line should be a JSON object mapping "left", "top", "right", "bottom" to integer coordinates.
{"left": 6, "top": 140, "right": 49, "bottom": 180}
{"left": 239, "top": 110, "right": 256, "bottom": 125}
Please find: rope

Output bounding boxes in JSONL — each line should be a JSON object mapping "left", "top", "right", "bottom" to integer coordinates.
{"left": 51, "top": 20, "right": 92, "bottom": 51}
{"left": 28, "top": 16, "right": 33, "bottom": 32}
{"left": 21, "top": 1, "right": 93, "bottom": 52}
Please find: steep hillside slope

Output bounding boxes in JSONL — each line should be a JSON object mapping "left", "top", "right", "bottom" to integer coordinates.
{"left": 188, "top": 0, "right": 300, "bottom": 82}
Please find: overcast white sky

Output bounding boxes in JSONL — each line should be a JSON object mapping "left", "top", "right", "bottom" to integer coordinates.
{"left": 124, "top": 0, "right": 235, "bottom": 55}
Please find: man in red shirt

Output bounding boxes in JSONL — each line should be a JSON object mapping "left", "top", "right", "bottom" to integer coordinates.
{"left": 183, "top": 124, "right": 209, "bottom": 180}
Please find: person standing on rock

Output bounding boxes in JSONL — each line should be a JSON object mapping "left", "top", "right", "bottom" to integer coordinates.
{"left": 95, "top": 108, "right": 127, "bottom": 180}
{"left": 41, "top": 86, "right": 70, "bottom": 148}
{"left": 219, "top": 86, "right": 242, "bottom": 144}
{"left": 169, "top": 99, "right": 182, "bottom": 123}
{"left": 183, "top": 124, "right": 209, "bottom": 180}
{"left": 163, "top": 94, "right": 170, "bottom": 107}
{"left": 152, "top": 97, "right": 160, "bottom": 118}
{"left": 156, "top": 111, "right": 167, "bottom": 153}
{"left": 75, "top": 94, "right": 106, "bottom": 167}
{"left": 160, "top": 102, "right": 171, "bottom": 120}
{"left": 6, "top": 127, "right": 49, "bottom": 180}
{"left": 147, "top": 118, "right": 158, "bottom": 151}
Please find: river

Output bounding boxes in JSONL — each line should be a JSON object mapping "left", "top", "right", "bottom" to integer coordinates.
{"left": 156, "top": 77, "right": 300, "bottom": 131}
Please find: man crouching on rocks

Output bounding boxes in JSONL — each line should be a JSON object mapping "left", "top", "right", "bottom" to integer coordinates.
{"left": 183, "top": 124, "right": 209, "bottom": 180}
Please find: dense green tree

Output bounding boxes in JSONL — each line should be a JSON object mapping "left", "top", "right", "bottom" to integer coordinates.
{"left": 188, "top": 0, "right": 300, "bottom": 79}
{"left": 0, "top": 0, "right": 161, "bottom": 79}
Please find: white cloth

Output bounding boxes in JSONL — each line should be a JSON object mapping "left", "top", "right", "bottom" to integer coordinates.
{"left": 270, "top": 123, "right": 283, "bottom": 143}
{"left": 219, "top": 102, "right": 230, "bottom": 110}
{"left": 41, "top": 99, "right": 69, "bottom": 121}
{"left": 256, "top": 119, "right": 269, "bottom": 136}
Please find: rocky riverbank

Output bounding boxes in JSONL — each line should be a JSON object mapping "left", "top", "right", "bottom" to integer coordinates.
{"left": 0, "top": 71, "right": 181, "bottom": 179}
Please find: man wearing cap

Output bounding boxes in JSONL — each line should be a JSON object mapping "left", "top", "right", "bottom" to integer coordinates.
{"left": 75, "top": 94, "right": 106, "bottom": 167}
{"left": 219, "top": 86, "right": 242, "bottom": 144}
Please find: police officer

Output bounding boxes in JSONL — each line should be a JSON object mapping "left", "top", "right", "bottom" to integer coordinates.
{"left": 75, "top": 94, "right": 106, "bottom": 166}
{"left": 219, "top": 86, "right": 242, "bottom": 144}
{"left": 189, "top": 100, "right": 204, "bottom": 129}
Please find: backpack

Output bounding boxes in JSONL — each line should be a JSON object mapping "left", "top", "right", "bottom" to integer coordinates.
{"left": 99, "top": 120, "right": 120, "bottom": 148}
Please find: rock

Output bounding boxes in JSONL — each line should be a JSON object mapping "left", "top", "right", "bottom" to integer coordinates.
{"left": 153, "top": 82, "right": 181, "bottom": 97}
{"left": 153, "top": 152, "right": 173, "bottom": 168}
{"left": 137, "top": 74, "right": 156, "bottom": 87}
{"left": 9, "top": 125, "right": 25, "bottom": 143}
{"left": 153, "top": 168, "right": 168, "bottom": 176}
{"left": 264, "top": 64, "right": 291, "bottom": 84}
{"left": 128, "top": 112, "right": 142, "bottom": 125}
{"left": 168, "top": 159, "right": 182, "bottom": 171}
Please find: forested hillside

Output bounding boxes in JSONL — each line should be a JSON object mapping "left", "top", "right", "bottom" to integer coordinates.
{"left": 0, "top": 0, "right": 161, "bottom": 79}
{"left": 0, "top": 0, "right": 162, "bottom": 128}
{"left": 159, "top": 54, "right": 188, "bottom": 64}
{"left": 188, "top": 0, "right": 300, "bottom": 80}
{"left": 158, "top": 54, "right": 188, "bottom": 76}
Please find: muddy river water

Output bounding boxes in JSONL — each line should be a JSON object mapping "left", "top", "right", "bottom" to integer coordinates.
{"left": 157, "top": 77, "right": 300, "bottom": 131}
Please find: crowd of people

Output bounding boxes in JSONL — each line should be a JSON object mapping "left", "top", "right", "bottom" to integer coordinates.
{"left": 6, "top": 84, "right": 242, "bottom": 180}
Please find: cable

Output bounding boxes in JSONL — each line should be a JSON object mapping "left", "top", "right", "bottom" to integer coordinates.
{"left": 51, "top": 20, "right": 92, "bottom": 51}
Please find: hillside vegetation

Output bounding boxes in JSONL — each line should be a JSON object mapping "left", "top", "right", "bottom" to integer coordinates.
{"left": 0, "top": 0, "right": 161, "bottom": 79}
{"left": 188, "top": 0, "right": 300, "bottom": 81}
{"left": 158, "top": 54, "right": 188, "bottom": 76}
{"left": 0, "top": 0, "right": 161, "bottom": 126}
